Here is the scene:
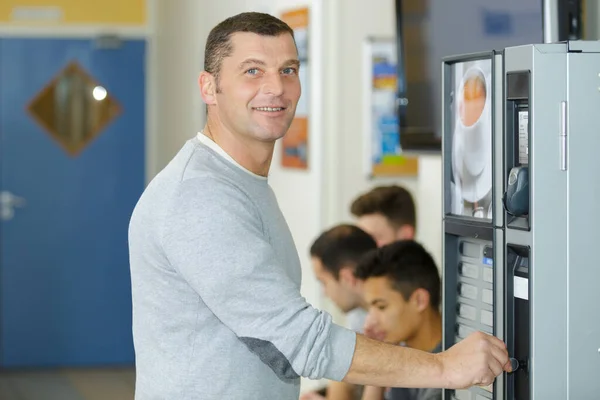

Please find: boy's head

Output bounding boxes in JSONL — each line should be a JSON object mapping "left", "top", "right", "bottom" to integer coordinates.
{"left": 310, "top": 224, "right": 377, "bottom": 312}
{"left": 350, "top": 185, "right": 416, "bottom": 247}
{"left": 355, "top": 240, "right": 440, "bottom": 345}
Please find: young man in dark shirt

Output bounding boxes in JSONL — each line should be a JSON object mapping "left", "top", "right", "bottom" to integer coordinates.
{"left": 355, "top": 240, "right": 442, "bottom": 400}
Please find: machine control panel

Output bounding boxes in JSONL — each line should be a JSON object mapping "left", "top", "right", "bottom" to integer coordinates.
{"left": 454, "top": 238, "right": 495, "bottom": 399}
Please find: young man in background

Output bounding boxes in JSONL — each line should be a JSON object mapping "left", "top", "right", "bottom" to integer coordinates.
{"left": 303, "top": 224, "right": 378, "bottom": 400}
{"left": 355, "top": 240, "right": 443, "bottom": 400}
{"left": 351, "top": 185, "right": 416, "bottom": 247}
{"left": 350, "top": 185, "right": 420, "bottom": 345}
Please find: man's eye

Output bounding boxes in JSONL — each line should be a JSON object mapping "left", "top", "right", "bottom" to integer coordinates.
{"left": 282, "top": 67, "right": 297, "bottom": 75}
{"left": 246, "top": 68, "right": 259, "bottom": 75}
{"left": 377, "top": 305, "right": 387, "bottom": 311}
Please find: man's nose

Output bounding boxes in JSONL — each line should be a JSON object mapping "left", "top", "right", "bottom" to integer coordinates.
{"left": 363, "top": 311, "right": 386, "bottom": 341}
{"left": 363, "top": 311, "right": 378, "bottom": 333}
{"left": 262, "top": 73, "right": 284, "bottom": 96}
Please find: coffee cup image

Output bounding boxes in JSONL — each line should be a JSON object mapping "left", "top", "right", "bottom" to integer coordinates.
{"left": 451, "top": 62, "right": 493, "bottom": 218}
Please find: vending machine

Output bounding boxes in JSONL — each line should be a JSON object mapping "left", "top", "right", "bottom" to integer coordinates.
{"left": 441, "top": 41, "right": 600, "bottom": 400}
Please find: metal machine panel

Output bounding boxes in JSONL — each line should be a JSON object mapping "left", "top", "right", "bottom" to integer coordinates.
{"left": 565, "top": 51, "right": 600, "bottom": 397}
{"left": 442, "top": 50, "right": 500, "bottom": 400}
{"left": 444, "top": 41, "right": 600, "bottom": 400}
{"left": 492, "top": 54, "right": 504, "bottom": 228}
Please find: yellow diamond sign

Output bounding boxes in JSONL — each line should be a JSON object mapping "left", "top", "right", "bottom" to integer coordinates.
{"left": 27, "top": 61, "right": 121, "bottom": 156}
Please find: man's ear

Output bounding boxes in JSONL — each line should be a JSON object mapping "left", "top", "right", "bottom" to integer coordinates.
{"left": 410, "top": 288, "right": 431, "bottom": 312}
{"left": 396, "top": 225, "right": 415, "bottom": 240}
{"left": 199, "top": 71, "right": 217, "bottom": 105}
{"left": 338, "top": 267, "right": 357, "bottom": 286}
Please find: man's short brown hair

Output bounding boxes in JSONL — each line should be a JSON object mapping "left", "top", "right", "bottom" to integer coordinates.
{"left": 204, "top": 12, "right": 295, "bottom": 86}
{"left": 310, "top": 224, "right": 377, "bottom": 279}
{"left": 350, "top": 185, "right": 416, "bottom": 229}
{"left": 355, "top": 240, "right": 440, "bottom": 309}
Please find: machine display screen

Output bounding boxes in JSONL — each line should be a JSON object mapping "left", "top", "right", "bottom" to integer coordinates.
{"left": 518, "top": 109, "right": 529, "bottom": 165}
{"left": 447, "top": 58, "right": 493, "bottom": 220}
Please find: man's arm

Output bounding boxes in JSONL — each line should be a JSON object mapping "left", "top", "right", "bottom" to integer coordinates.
{"left": 163, "top": 177, "right": 510, "bottom": 390}
{"left": 342, "top": 332, "right": 511, "bottom": 390}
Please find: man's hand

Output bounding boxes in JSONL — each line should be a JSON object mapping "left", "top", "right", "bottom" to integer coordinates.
{"left": 341, "top": 331, "right": 510, "bottom": 390}
{"left": 438, "top": 331, "right": 511, "bottom": 389}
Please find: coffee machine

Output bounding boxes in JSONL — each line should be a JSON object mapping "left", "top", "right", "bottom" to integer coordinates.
{"left": 441, "top": 41, "right": 600, "bottom": 399}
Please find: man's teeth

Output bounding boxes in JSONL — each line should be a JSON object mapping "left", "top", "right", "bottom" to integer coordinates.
{"left": 255, "top": 107, "right": 283, "bottom": 111}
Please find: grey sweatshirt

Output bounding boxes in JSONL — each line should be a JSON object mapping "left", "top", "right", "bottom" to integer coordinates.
{"left": 128, "top": 134, "right": 356, "bottom": 399}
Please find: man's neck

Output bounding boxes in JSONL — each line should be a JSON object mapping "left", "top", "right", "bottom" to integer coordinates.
{"left": 203, "top": 119, "right": 274, "bottom": 177}
{"left": 406, "top": 309, "right": 442, "bottom": 352}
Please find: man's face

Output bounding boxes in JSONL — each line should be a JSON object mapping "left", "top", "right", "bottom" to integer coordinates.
{"left": 357, "top": 214, "right": 411, "bottom": 247}
{"left": 211, "top": 32, "right": 301, "bottom": 143}
{"left": 362, "top": 276, "right": 421, "bottom": 344}
{"left": 311, "top": 257, "right": 358, "bottom": 313}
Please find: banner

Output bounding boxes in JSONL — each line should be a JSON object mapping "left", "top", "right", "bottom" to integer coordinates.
{"left": 363, "top": 37, "right": 418, "bottom": 177}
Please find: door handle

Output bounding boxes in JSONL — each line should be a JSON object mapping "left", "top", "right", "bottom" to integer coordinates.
{"left": 0, "top": 191, "right": 26, "bottom": 221}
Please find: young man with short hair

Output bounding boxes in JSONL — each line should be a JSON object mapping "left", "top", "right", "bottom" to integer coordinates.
{"left": 303, "top": 224, "right": 377, "bottom": 400}
{"left": 351, "top": 186, "right": 416, "bottom": 247}
{"left": 355, "top": 240, "right": 442, "bottom": 400}
{"left": 310, "top": 224, "right": 376, "bottom": 318}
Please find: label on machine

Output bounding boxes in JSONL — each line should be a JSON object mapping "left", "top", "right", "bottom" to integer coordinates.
{"left": 514, "top": 276, "right": 529, "bottom": 300}
{"left": 518, "top": 110, "right": 529, "bottom": 165}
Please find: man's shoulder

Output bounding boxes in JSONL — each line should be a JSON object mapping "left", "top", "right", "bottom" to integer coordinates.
{"left": 175, "top": 139, "right": 234, "bottom": 183}
{"left": 133, "top": 140, "right": 246, "bottom": 220}
{"left": 158, "top": 139, "right": 244, "bottom": 194}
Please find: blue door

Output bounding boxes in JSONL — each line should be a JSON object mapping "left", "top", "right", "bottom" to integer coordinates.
{"left": 0, "top": 37, "right": 145, "bottom": 367}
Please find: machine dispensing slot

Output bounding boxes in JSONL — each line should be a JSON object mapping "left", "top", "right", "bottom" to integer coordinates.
{"left": 506, "top": 244, "right": 530, "bottom": 400}
{"left": 504, "top": 72, "right": 531, "bottom": 230}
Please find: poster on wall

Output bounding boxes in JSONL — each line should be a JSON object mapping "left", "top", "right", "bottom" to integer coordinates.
{"left": 280, "top": 7, "right": 309, "bottom": 170}
{"left": 363, "top": 37, "right": 418, "bottom": 178}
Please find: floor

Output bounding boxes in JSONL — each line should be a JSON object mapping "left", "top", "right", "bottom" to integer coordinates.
{"left": 0, "top": 368, "right": 135, "bottom": 400}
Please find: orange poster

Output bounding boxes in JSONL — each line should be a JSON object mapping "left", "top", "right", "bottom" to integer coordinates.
{"left": 280, "top": 7, "right": 309, "bottom": 169}
{"left": 281, "top": 117, "right": 308, "bottom": 169}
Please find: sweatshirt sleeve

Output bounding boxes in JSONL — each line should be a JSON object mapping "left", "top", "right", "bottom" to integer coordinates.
{"left": 160, "top": 176, "right": 356, "bottom": 382}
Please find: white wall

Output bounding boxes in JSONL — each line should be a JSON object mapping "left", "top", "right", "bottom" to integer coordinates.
{"left": 153, "top": 0, "right": 443, "bottom": 392}
{"left": 333, "top": 0, "right": 442, "bottom": 266}
{"left": 152, "top": 0, "right": 206, "bottom": 172}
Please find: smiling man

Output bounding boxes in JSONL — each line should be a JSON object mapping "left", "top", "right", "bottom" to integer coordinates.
{"left": 128, "top": 11, "right": 511, "bottom": 400}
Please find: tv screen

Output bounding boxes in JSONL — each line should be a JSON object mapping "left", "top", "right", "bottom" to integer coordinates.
{"left": 395, "top": 0, "right": 551, "bottom": 152}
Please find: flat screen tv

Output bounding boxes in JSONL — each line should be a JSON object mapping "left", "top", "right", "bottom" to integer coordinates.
{"left": 395, "top": 0, "right": 584, "bottom": 152}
